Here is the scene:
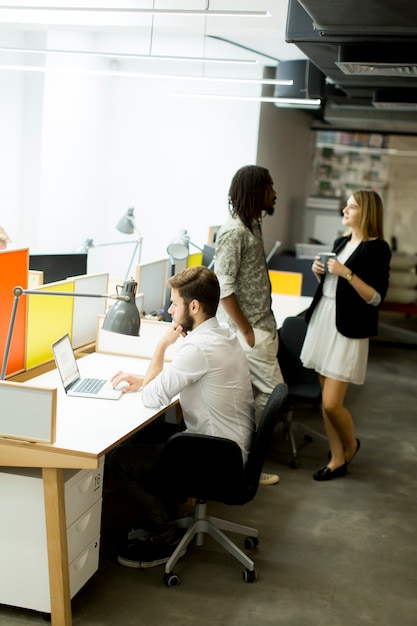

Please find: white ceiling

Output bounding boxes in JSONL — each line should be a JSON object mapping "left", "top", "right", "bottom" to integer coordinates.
{"left": 0, "top": 1, "right": 306, "bottom": 74}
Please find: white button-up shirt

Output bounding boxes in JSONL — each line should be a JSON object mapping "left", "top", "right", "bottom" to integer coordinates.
{"left": 142, "top": 317, "right": 255, "bottom": 463}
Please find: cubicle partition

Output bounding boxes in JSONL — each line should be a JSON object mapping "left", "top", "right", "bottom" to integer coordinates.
{"left": 0, "top": 247, "right": 109, "bottom": 378}
{"left": 25, "top": 273, "right": 109, "bottom": 370}
{"left": 136, "top": 258, "right": 169, "bottom": 315}
{"left": 0, "top": 248, "right": 29, "bottom": 378}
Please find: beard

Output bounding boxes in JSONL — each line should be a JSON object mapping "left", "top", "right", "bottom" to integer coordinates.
{"left": 178, "top": 310, "right": 195, "bottom": 333}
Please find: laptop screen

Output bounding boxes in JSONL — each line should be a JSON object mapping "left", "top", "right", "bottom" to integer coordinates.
{"left": 52, "top": 334, "right": 81, "bottom": 392}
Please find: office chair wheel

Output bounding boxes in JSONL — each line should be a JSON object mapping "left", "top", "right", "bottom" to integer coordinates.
{"left": 242, "top": 569, "right": 257, "bottom": 583}
{"left": 288, "top": 457, "right": 299, "bottom": 469}
{"left": 244, "top": 536, "right": 259, "bottom": 550}
{"left": 164, "top": 572, "right": 180, "bottom": 588}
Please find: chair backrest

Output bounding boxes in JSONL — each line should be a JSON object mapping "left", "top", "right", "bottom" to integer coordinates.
{"left": 159, "top": 382, "right": 288, "bottom": 507}
{"left": 278, "top": 316, "right": 318, "bottom": 387}
{"left": 160, "top": 431, "right": 244, "bottom": 503}
{"left": 243, "top": 382, "right": 289, "bottom": 498}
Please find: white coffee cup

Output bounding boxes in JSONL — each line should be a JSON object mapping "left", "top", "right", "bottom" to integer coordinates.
{"left": 319, "top": 252, "right": 336, "bottom": 272}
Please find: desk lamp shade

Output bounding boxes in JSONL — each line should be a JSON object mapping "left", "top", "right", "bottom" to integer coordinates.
{"left": 167, "top": 229, "right": 190, "bottom": 260}
{"left": 117, "top": 207, "right": 136, "bottom": 235}
{"left": 103, "top": 280, "right": 140, "bottom": 336}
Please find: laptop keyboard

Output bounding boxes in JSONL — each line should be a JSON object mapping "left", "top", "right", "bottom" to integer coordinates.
{"left": 75, "top": 377, "right": 107, "bottom": 394}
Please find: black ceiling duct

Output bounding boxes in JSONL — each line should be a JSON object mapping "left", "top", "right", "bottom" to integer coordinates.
{"left": 274, "top": 59, "right": 325, "bottom": 99}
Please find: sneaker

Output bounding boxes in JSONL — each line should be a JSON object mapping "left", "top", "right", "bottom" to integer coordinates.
{"left": 259, "top": 471, "right": 280, "bottom": 486}
{"left": 128, "top": 527, "right": 150, "bottom": 541}
{"left": 117, "top": 538, "right": 186, "bottom": 569}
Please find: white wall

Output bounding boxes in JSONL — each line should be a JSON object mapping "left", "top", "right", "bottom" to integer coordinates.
{"left": 0, "top": 31, "right": 263, "bottom": 275}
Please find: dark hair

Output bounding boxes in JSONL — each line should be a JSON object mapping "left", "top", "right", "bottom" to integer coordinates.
{"left": 228, "top": 165, "right": 273, "bottom": 232}
{"left": 351, "top": 189, "right": 385, "bottom": 240}
{"left": 168, "top": 266, "right": 220, "bottom": 318}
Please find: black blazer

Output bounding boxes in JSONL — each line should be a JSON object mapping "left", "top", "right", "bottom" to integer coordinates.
{"left": 305, "top": 236, "right": 391, "bottom": 338}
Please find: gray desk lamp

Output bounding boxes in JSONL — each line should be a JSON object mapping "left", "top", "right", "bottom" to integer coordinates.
{"left": 163, "top": 229, "right": 206, "bottom": 321}
{"left": 0, "top": 280, "right": 140, "bottom": 380}
{"left": 76, "top": 207, "right": 143, "bottom": 282}
{"left": 166, "top": 228, "right": 204, "bottom": 263}
{"left": 116, "top": 207, "right": 143, "bottom": 281}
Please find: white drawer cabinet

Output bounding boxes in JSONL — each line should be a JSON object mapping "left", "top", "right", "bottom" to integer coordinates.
{"left": 0, "top": 458, "right": 104, "bottom": 614}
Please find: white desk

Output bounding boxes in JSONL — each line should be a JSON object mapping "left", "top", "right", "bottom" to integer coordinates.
{"left": 271, "top": 293, "right": 313, "bottom": 328}
{"left": 0, "top": 352, "right": 176, "bottom": 626}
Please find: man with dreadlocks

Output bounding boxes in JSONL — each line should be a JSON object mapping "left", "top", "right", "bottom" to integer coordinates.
{"left": 215, "top": 165, "right": 283, "bottom": 486}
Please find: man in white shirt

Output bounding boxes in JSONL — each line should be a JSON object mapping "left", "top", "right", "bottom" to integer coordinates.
{"left": 109, "top": 265, "right": 255, "bottom": 569}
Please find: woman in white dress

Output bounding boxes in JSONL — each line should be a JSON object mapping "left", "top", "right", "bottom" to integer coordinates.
{"left": 300, "top": 190, "right": 391, "bottom": 481}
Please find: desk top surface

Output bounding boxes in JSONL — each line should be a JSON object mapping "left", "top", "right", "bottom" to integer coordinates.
{"left": 272, "top": 293, "right": 312, "bottom": 328}
{"left": 1, "top": 352, "right": 171, "bottom": 467}
{"left": 0, "top": 294, "right": 311, "bottom": 469}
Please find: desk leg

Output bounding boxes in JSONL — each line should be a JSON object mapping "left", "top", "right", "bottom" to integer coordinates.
{"left": 42, "top": 468, "right": 72, "bottom": 626}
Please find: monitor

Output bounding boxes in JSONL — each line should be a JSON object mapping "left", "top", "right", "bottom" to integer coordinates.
{"left": 29, "top": 253, "right": 88, "bottom": 284}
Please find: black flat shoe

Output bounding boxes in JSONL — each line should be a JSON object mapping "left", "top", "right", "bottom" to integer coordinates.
{"left": 346, "top": 438, "right": 361, "bottom": 465}
{"left": 313, "top": 463, "right": 347, "bottom": 481}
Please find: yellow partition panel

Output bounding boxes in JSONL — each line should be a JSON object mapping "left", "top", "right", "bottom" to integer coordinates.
{"left": 269, "top": 270, "right": 303, "bottom": 296}
{"left": 26, "top": 281, "right": 75, "bottom": 369}
{"left": 187, "top": 252, "right": 203, "bottom": 267}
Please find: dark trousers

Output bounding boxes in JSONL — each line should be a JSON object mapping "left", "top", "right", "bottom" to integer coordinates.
{"left": 107, "top": 421, "right": 181, "bottom": 544}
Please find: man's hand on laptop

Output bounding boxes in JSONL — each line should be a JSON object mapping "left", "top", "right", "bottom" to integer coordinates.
{"left": 111, "top": 372, "right": 143, "bottom": 393}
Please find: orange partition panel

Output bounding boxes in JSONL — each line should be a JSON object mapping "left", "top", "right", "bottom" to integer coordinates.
{"left": 0, "top": 249, "right": 29, "bottom": 377}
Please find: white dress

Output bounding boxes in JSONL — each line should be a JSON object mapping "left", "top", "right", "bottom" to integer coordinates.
{"left": 300, "top": 241, "right": 369, "bottom": 385}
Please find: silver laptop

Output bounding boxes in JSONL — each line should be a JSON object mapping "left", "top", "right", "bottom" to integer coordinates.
{"left": 52, "top": 333, "right": 123, "bottom": 400}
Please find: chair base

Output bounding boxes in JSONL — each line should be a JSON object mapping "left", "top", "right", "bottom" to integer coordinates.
{"left": 165, "top": 501, "right": 258, "bottom": 576}
{"left": 285, "top": 418, "right": 327, "bottom": 469}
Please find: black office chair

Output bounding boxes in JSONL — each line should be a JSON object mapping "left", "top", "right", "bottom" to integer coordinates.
{"left": 158, "top": 382, "right": 289, "bottom": 587}
{"left": 278, "top": 316, "right": 327, "bottom": 469}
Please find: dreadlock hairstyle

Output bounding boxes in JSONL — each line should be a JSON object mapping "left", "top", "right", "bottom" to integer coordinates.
{"left": 228, "top": 165, "right": 273, "bottom": 233}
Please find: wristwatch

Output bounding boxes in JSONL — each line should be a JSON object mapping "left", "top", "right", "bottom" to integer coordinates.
{"left": 345, "top": 272, "right": 353, "bottom": 281}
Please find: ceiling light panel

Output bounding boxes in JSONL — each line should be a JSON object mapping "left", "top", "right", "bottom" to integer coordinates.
{"left": 0, "top": 45, "right": 258, "bottom": 65}
{"left": 0, "top": 3, "right": 270, "bottom": 25}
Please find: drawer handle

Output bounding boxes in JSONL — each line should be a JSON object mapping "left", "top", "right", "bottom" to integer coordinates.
{"left": 77, "top": 475, "right": 93, "bottom": 494}
{"left": 75, "top": 512, "right": 91, "bottom": 534}
{"left": 73, "top": 551, "right": 88, "bottom": 572}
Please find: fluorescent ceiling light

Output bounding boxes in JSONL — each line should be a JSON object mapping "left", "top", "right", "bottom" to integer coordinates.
{"left": 0, "top": 45, "right": 258, "bottom": 65}
{"left": 0, "top": 63, "right": 292, "bottom": 85}
{"left": 173, "top": 93, "right": 321, "bottom": 108}
{"left": 0, "top": 5, "right": 270, "bottom": 18}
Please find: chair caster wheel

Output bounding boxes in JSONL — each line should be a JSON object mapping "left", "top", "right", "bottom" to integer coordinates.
{"left": 164, "top": 572, "right": 180, "bottom": 587}
{"left": 242, "top": 569, "right": 257, "bottom": 583}
{"left": 244, "top": 536, "right": 259, "bottom": 550}
{"left": 288, "top": 457, "right": 299, "bottom": 469}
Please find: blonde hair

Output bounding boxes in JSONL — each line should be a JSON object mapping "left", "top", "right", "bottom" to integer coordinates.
{"left": 345, "top": 190, "right": 385, "bottom": 240}
{"left": 0, "top": 226, "right": 11, "bottom": 244}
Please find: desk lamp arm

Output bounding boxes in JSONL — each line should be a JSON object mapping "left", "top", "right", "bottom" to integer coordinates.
{"left": 0, "top": 287, "right": 129, "bottom": 381}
